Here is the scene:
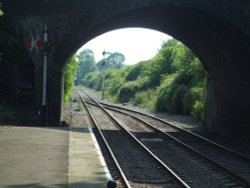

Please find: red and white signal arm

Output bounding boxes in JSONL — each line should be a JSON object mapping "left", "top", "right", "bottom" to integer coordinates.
{"left": 25, "top": 35, "right": 45, "bottom": 52}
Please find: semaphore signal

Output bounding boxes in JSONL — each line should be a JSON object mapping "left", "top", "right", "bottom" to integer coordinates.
{"left": 25, "top": 24, "right": 52, "bottom": 126}
{"left": 25, "top": 34, "right": 52, "bottom": 52}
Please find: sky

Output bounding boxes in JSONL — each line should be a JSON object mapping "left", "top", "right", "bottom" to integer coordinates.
{"left": 78, "top": 28, "right": 172, "bottom": 65}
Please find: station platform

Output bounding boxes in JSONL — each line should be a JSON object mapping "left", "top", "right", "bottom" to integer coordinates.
{"left": 0, "top": 126, "right": 111, "bottom": 188}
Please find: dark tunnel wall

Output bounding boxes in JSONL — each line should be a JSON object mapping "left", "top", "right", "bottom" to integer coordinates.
{"left": 64, "top": 5, "right": 250, "bottom": 75}
{"left": 61, "top": 5, "right": 250, "bottom": 137}
{"left": 1, "top": 0, "right": 250, "bottom": 137}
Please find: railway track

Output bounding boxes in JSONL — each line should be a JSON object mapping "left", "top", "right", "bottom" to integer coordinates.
{"left": 97, "top": 100, "right": 250, "bottom": 186}
{"left": 77, "top": 89, "right": 189, "bottom": 188}
{"left": 77, "top": 88, "right": 250, "bottom": 187}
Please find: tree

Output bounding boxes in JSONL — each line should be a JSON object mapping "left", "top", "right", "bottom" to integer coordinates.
{"left": 97, "top": 52, "right": 125, "bottom": 70}
{"left": 82, "top": 39, "right": 207, "bottom": 120}
{"left": 75, "top": 49, "right": 96, "bottom": 85}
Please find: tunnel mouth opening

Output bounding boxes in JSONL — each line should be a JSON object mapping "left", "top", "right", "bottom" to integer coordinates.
{"left": 60, "top": 5, "right": 250, "bottom": 138}
{"left": 64, "top": 27, "right": 207, "bottom": 124}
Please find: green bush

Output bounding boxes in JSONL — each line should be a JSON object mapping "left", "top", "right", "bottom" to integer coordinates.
{"left": 133, "top": 89, "right": 157, "bottom": 109}
{"left": 82, "top": 71, "right": 102, "bottom": 91}
{"left": 191, "top": 101, "right": 205, "bottom": 120}
{"left": 64, "top": 56, "right": 78, "bottom": 103}
{"left": 156, "top": 73, "right": 189, "bottom": 113}
{"left": 155, "top": 55, "right": 206, "bottom": 117}
{"left": 155, "top": 75, "right": 173, "bottom": 111}
{"left": 117, "top": 81, "right": 139, "bottom": 103}
{"left": 81, "top": 39, "right": 207, "bottom": 121}
{"left": 183, "top": 86, "right": 203, "bottom": 114}
{"left": 107, "top": 76, "right": 124, "bottom": 96}
{"left": 104, "top": 69, "right": 124, "bottom": 96}
{"left": 169, "top": 85, "right": 187, "bottom": 114}
{"left": 125, "top": 62, "right": 144, "bottom": 81}
{"left": 117, "top": 77, "right": 150, "bottom": 102}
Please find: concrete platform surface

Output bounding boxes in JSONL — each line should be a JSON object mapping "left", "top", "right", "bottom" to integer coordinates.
{"left": 0, "top": 126, "right": 110, "bottom": 188}
{"left": 68, "top": 127, "right": 110, "bottom": 188}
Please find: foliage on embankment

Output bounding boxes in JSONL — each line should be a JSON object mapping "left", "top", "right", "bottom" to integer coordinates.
{"left": 82, "top": 39, "right": 207, "bottom": 120}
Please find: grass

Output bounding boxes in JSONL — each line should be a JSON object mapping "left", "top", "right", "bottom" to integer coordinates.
{"left": 132, "top": 89, "right": 157, "bottom": 110}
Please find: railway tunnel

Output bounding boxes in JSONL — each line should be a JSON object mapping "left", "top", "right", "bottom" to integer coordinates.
{"left": 1, "top": 0, "right": 250, "bottom": 138}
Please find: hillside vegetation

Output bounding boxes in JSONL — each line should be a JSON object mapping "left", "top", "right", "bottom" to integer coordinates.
{"left": 64, "top": 49, "right": 125, "bottom": 103}
{"left": 81, "top": 39, "right": 207, "bottom": 120}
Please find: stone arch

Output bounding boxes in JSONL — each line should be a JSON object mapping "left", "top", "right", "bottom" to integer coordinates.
{"left": 56, "top": 5, "right": 250, "bottom": 137}
{"left": 4, "top": 1, "right": 250, "bottom": 136}
{"left": 62, "top": 5, "right": 250, "bottom": 72}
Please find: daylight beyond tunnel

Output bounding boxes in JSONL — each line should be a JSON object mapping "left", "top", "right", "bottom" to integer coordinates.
{"left": 66, "top": 28, "right": 206, "bottom": 122}
{"left": 64, "top": 5, "right": 250, "bottom": 138}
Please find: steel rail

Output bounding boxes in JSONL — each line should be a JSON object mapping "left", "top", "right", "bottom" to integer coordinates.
{"left": 76, "top": 89, "right": 132, "bottom": 188}
{"left": 99, "top": 101, "right": 250, "bottom": 162}
{"left": 80, "top": 89, "right": 191, "bottom": 188}
{"left": 96, "top": 101, "right": 250, "bottom": 187}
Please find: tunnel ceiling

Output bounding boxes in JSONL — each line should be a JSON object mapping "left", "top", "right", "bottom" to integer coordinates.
{"left": 2, "top": 0, "right": 250, "bottom": 134}
{"left": 2, "top": 0, "right": 250, "bottom": 76}
{"left": 68, "top": 5, "right": 250, "bottom": 77}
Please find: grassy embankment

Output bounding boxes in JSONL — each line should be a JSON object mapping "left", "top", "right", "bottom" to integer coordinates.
{"left": 81, "top": 39, "right": 207, "bottom": 120}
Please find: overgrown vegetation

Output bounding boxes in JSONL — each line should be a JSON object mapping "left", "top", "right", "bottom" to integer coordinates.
{"left": 64, "top": 49, "right": 125, "bottom": 103}
{"left": 75, "top": 49, "right": 96, "bottom": 85}
{"left": 81, "top": 39, "right": 207, "bottom": 120}
{"left": 64, "top": 55, "right": 78, "bottom": 103}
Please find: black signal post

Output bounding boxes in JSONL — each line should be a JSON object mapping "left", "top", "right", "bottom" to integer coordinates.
{"left": 101, "top": 50, "right": 111, "bottom": 100}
